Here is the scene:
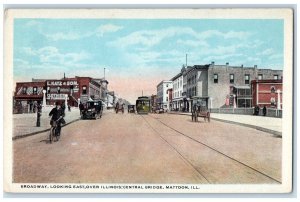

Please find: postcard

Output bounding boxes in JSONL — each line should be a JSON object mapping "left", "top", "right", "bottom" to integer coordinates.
{"left": 3, "top": 8, "right": 293, "bottom": 193}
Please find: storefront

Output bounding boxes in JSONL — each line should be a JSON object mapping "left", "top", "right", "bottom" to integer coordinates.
{"left": 14, "top": 76, "right": 105, "bottom": 112}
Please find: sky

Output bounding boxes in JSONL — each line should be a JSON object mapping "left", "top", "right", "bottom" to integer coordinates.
{"left": 14, "top": 19, "right": 283, "bottom": 103}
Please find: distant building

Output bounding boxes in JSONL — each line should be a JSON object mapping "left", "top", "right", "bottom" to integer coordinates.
{"left": 150, "top": 94, "right": 157, "bottom": 112}
{"left": 171, "top": 67, "right": 184, "bottom": 111}
{"left": 156, "top": 80, "right": 173, "bottom": 111}
{"left": 169, "top": 62, "right": 283, "bottom": 112}
{"left": 167, "top": 88, "right": 173, "bottom": 110}
{"left": 207, "top": 62, "right": 282, "bottom": 109}
{"left": 251, "top": 79, "right": 283, "bottom": 109}
{"left": 14, "top": 76, "right": 110, "bottom": 112}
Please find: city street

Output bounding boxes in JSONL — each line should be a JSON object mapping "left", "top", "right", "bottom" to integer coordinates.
{"left": 13, "top": 110, "right": 282, "bottom": 184}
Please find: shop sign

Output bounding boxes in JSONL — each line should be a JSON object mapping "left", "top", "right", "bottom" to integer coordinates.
{"left": 47, "top": 80, "right": 78, "bottom": 86}
{"left": 47, "top": 94, "right": 69, "bottom": 100}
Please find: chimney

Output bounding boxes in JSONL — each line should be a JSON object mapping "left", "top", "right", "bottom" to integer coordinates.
{"left": 241, "top": 64, "right": 244, "bottom": 68}
{"left": 226, "top": 62, "right": 229, "bottom": 66}
{"left": 211, "top": 61, "right": 215, "bottom": 65}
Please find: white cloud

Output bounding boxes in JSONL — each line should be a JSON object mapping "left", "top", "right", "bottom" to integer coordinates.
{"left": 108, "top": 27, "right": 197, "bottom": 48}
{"left": 45, "top": 32, "right": 83, "bottom": 41}
{"left": 259, "top": 48, "right": 274, "bottom": 56}
{"left": 223, "top": 31, "right": 252, "bottom": 40}
{"left": 268, "top": 53, "right": 283, "bottom": 60}
{"left": 18, "top": 46, "right": 91, "bottom": 67}
{"left": 21, "top": 47, "right": 36, "bottom": 56}
{"left": 177, "top": 39, "right": 209, "bottom": 47}
{"left": 108, "top": 27, "right": 252, "bottom": 49}
{"left": 43, "top": 23, "right": 123, "bottom": 41}
{"left": 95, "top": 24, "right": 123, "bottom": 37}
{"left": 25, "top": 20, "right": 42, "bottom": 27}
{"left": 246, "top": 56, "right": 261, "bottom": 64}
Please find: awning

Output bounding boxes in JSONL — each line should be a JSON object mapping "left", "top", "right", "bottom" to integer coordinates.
{"left": 233, "top": 85, "right": 250, "bottom": 89}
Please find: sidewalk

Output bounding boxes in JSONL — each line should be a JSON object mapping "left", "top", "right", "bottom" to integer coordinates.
{"left": 13, "top": 107, "right": 81, "bottom": 140}
{"left": 168, "top": 111, "right": 282, "bottom": 136}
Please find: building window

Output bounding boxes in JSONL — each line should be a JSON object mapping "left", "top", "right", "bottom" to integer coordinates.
{"left": 47, "top": 86, "right": 50, "bottom": 94}
{"left": 230, "top": 74, "right": 234, "bottom": 84}
{"left": 166, "top": 97, "right": 168, "bottom": 102}
{"left": 245, "top": 74, "right": 250, "bottom": 84}
{"left": 271, "top": 86, "right": 276, "bottom": 93}
{"left": 258, "top": 74, "right": 263, "bottom": 80}
{"left": 274, "top": 75, "right": 279, "bottom": 80}
{"left": 214, "top": 74, "right": 218, "bottom": 83}
{"left": 33, "top": 87, "right": 37, "bottom": 95}
{"left": 57, "top": 86, "right": 61, "bottom": 94}
{"left": 166, "top": 84, "right": 169, "bottom": 87}
{"left": 82, "top": 86, "right": 87, "bottom": 94}
{"left": 22, "top": 87, "right": 27, "bottom": 94}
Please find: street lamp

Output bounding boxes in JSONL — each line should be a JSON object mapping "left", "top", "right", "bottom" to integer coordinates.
{"left": 42, "top": 89, "right": 46, "bottom": 107}
{"left": 65, "top": 94, "right": 68, "bottom": 112}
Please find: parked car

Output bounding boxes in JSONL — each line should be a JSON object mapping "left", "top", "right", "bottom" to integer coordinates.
{"left": 82, "top": 101, "right": 103, "bottom": 120}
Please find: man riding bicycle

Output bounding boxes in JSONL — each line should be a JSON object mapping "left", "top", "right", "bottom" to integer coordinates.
{"left": 49, "top": 101, "right": 65, "bottom": 136}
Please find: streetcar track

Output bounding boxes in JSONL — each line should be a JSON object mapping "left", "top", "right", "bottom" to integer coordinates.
{"left": 145, "top": 114, "right": 281, "bottom": 184}
{"left": 139, "top": 114, "right": 211, "bottom": 183}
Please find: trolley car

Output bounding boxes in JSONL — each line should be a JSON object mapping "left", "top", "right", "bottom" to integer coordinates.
{"left": 136, "top": 96, "right": 151, "bottom": 114}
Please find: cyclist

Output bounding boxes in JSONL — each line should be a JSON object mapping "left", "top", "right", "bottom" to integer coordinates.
{"left": 49, "top": 101, "right": 65, "bottom": 136}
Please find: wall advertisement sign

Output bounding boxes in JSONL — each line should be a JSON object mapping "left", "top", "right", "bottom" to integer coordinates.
{"left": 47, "top": 94, "right": 69, "bottom": 100}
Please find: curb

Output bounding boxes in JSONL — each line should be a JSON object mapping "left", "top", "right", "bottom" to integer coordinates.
{"left": 12, "top": 118, "right": 81, "bottom": 141}
{"left": 168, "top": 112, "right": 282, "bottom": 137}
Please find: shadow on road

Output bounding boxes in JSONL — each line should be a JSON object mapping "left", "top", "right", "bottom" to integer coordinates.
{"left": 39, "top": 139, "right": 53, "bottom": 144}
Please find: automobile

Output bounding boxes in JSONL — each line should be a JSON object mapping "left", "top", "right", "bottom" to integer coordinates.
{"left": 82, "top": 101, "right": 103, "bottom": 120}
{"left": 128, "top": 105, "right": 136, "bottom": 113}
{"left": 155, "top": 107, "right": 164, "bottom": 114}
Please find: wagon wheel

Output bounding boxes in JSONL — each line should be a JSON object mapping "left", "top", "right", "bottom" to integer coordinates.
{"left": 207, "top": 112, "right": 210, "bottom": 122}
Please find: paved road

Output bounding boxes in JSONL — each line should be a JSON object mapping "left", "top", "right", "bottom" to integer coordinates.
{"left": 13, "top": 110, "right": 281, "bottom": 184}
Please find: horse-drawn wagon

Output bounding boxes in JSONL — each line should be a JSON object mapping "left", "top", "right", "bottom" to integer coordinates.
{"left": 191, "top": 97, "right": 210, "bottom": 122}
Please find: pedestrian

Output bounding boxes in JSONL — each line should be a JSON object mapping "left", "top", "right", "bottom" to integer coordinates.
{"left": 254, "top": 105, "right": 260, "bottom": 116}
{"left": 61, "top": 102, "right": 66, "bottom": 114}
{"left": 263, "top": 105, "right": 267, "bottom": 116}
{"left": 68, "top": 104, "right": 71, "bottom": 112}
{"left": 33, "top": 102, "right": 36, "bottom": 113}
{"left": 79, "top": 102, "right": 84, "bottom": 116}
{"left": 29, "top": 102, "right": 33, "bottom": 113}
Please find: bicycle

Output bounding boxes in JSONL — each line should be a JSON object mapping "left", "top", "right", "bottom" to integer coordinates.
{"left": 49, "top": 116, "right": 63, "bottom": 143}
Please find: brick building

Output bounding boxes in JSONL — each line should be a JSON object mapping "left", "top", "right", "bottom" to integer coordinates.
{"left": 14, "top": 76, "right": 109, "bottom": 113}
{"left": 251, "top": 79, "right": 283, "bottom": 109}
{"left": 13, "top": 81, "right": 45, "bottom": 113}
{"left": 207, "top": 62, "right": 282, "bottom": 109}
{"left": 150, "top": 94, "right": 157, "bottom": 112}
{"left": 168, "top": 62, "right": 283, "bottom": 112}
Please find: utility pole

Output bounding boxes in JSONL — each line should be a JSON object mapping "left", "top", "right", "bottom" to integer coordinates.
{"left": 186, "top": 54, "right": 187, "bottom": 67}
